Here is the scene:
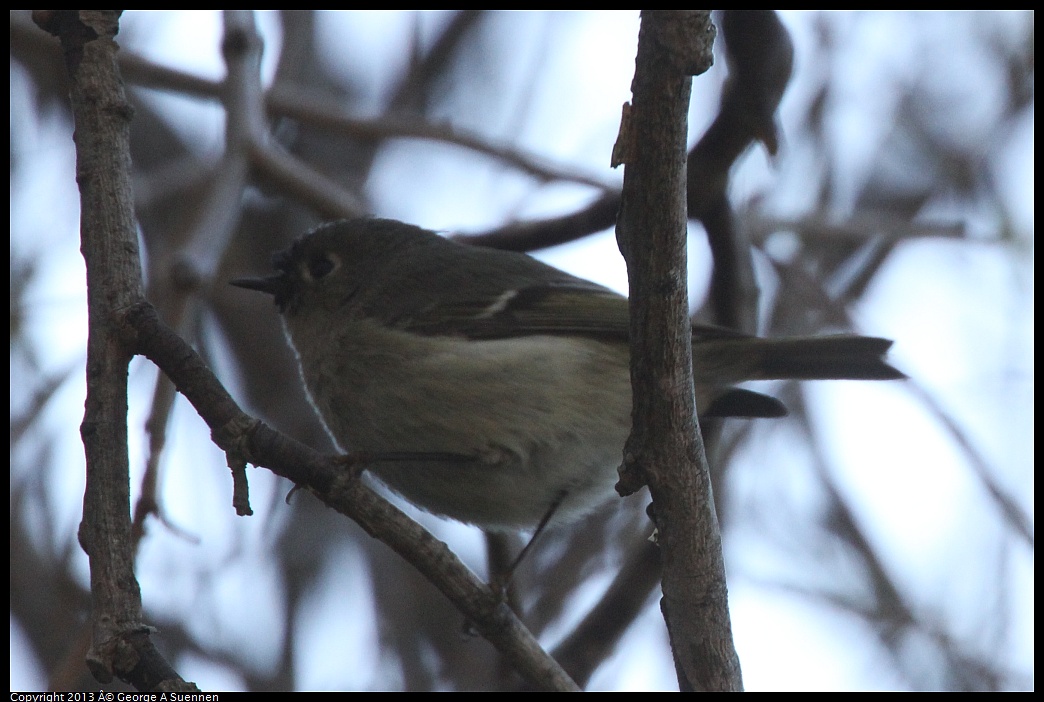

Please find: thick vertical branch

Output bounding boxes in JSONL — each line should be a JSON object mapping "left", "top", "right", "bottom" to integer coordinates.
{"left": 32, "top": 10, "right": 195, "bottom": 691}
{"left": 613, "top": 11, "right": 742, "bottom": 691}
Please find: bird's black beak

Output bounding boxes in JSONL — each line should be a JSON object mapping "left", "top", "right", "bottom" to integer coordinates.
{"left": 230, "top": 273, "right": 295, "bottom": 312}
{"left": 230, "top": 274, "right": 284, "bottom": 296}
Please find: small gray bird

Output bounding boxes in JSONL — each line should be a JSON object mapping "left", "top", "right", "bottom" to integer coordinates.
{"left": 232, "top": 218, "right": 903, "bottom": 531}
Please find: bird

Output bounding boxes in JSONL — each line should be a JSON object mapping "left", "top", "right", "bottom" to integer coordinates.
{"left": 232, "top": 217, "right": 904, "bottom": 531}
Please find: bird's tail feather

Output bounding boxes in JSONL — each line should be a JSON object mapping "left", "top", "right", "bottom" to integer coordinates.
{"left": 694, "top": 334, "right": 905, "bottom": 383}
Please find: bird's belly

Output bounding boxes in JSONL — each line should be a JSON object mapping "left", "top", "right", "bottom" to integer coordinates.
{"left": 295, "top": 323, "right": 633, "bottom": 530}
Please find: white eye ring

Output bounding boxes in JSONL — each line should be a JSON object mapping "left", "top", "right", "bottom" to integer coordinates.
{"left": 306, "top": 252, "right": 341, "bottom": 281}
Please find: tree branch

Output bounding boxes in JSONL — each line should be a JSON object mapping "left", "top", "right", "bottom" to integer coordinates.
{"left": 123, "top": 301, "right": 579, "bottom": 691}
{"left": 613, "top": 10, "right": 743, "bottom": 691}
{"left": 36, "top": 8, "right": 575, "bottom": 691}
{"left": 31, "top": 9, "right": 198, "bottom": 691}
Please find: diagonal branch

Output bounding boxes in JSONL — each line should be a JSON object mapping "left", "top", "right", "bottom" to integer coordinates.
{"left": 123, "top": 301, "right": 579, "bottom": 691}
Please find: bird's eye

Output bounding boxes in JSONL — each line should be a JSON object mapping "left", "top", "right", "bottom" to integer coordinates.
{"left": 307, "top": 253, "right": 337, "bottom": 280}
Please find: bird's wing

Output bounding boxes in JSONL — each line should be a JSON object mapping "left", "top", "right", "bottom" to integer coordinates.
{"left": 392, "top": 283, "right": 634, "bottom": 340}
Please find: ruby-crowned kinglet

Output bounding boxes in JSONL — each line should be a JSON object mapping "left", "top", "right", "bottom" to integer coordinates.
{"left": 232, "top": 218, "right": 903, "bottom": 531}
